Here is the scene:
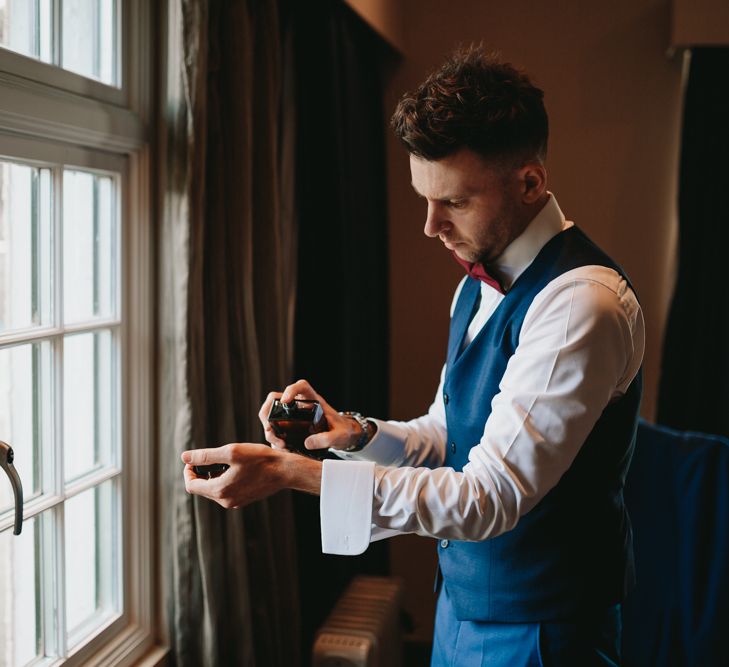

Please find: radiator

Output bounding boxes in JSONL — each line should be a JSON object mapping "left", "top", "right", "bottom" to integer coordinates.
{"left": 312, "top": 575, "right": 403, "bottom": 667}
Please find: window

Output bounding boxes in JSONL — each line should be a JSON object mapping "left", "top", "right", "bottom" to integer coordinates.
{"left": 0, "top": 150, "right": 123, "bottom": 665}
{"left": 0, "top": 0, "right": 120, "bottom": 90}
{"left": 0, "top": 1, "right": 154, "bottom": 666}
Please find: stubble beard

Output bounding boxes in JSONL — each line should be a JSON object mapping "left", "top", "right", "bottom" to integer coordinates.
{"left": 474, "top": 198, "right": 525, "bottom": 266}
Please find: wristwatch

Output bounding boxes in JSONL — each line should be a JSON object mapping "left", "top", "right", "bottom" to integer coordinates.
{"left": 338, "top": 411, "right": 372, "bottom": 452}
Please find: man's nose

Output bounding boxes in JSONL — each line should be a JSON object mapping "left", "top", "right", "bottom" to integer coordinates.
{"left": 424, "top": 202, "right": 447, "bottom": 238}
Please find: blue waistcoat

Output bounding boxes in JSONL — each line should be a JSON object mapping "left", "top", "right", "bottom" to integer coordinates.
{"left": 439, "top": 226, "right": 642, "bottom": 623}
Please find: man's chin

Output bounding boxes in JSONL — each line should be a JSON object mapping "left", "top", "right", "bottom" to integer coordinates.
{"left": 452, "top": 246, "right": 479, "bottom": 263}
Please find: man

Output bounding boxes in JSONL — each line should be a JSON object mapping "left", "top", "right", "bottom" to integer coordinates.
{"left": 183, "top": 47, "right": 644, "bottom": 665}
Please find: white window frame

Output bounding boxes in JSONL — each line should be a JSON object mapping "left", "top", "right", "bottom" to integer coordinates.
{"left": 0, "top": 0, "right": 158, "bottom": 665}
{"left": 0, "top": 0, "right": 125, "bottom": 105}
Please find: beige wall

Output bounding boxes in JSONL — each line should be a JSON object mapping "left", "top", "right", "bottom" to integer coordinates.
{"left": 384, "top": 0, "right": 685, "bottom": 642}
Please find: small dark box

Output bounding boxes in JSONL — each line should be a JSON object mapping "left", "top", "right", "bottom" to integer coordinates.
{"left": 193, "top": 463, "right": 230, "bottom": 479}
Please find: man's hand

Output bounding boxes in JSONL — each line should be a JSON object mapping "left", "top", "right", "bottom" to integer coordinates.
{"left": 182, "top": 442, "right": 322, "bottom": 508}
{"left": 258, "top": 379, "right": 364, "bottom": 454}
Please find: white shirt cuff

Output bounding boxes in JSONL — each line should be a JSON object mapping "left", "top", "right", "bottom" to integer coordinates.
{"left": 320, "top": 459, "right": 375, "bottom": 555}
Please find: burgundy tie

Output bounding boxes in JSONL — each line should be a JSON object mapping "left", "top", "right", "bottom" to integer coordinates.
{"left": 452, "top": 252, "right": 505, "bottom": 294}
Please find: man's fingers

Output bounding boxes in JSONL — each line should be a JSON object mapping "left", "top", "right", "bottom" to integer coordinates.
{"left": 260, "top": 393, "right": 286, "bottom": 447}
{"left": 263, "top": 424, "right": 286, "bottom": 449}
{"left": 259, "top": 391, "right": 282, "bottom": 424}
{"left": 304, "top": 432, "right": 333, "bottom": 451}
{"left": 276, "top": 379, "right": 337, "bottom": 416}
{"left": 182, "top": 443, "right": 279, "bottom": 511}
{"left": 305, "top": 414, "right": 359, "bottom": 451}
{"left": 183, "top": 465, "right": 222, "bottom": 493}
{"left": 181, "top": 445, "right": 232, "bottom": 466}
{"left": 280, "top": 379, "right": 319, "bottom": 404}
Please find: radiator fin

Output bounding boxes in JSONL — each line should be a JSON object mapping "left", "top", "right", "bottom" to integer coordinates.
{"left": 312, "top": 576, "right": 403, "bottom": 667}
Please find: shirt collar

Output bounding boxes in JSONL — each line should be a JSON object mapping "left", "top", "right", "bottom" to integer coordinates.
{"left": 490, "top": 193, "right": 571, "bottom": 290}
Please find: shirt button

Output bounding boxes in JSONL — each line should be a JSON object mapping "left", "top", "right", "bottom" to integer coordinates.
{"left": 440, "top": 539, "right": 449, "bottom": 548}
{"left": 443, "top": 393, "right": 449, "bottom": 405}
{"left": 450, "top": 442, "right": 456, "bottom": 454}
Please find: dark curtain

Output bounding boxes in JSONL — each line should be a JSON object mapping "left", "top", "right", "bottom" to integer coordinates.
{"left": 656, "top": 48, "right": 729, "bottom": 436}
{"left": 162, "top": 1, "right": 394, "bottom": 663}
{"left": 289, "top": 1, "right": 394, "bottom": 661}
{"left": 162, "top": 0, "right": 300, "bottom": 665}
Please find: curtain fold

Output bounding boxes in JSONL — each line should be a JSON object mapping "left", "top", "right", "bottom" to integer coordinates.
{"left": 289, "top": 2, "right": 394, "bottom": 660}
{"left": 160, "top": 0, "right": 300, "bottom": 664}
{"left": 657, "top": 48, "right": 729, "bottom": 436}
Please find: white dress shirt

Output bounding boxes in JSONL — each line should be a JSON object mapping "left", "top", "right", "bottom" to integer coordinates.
{"left": 319, "top": 195, "right": 645, "bottom": 555}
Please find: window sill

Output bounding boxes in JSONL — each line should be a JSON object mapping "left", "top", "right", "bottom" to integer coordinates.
{"left": 131, "top": 645, "right": 170, "bottom": 667}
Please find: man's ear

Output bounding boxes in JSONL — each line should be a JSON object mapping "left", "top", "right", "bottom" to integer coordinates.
{"left": 518, "top": 162, "right": 547, "bottom": 204}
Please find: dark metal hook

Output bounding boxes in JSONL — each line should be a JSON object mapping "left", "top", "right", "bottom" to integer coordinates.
{"left": 0, "top": 441, "right": 23, "bottom": 535}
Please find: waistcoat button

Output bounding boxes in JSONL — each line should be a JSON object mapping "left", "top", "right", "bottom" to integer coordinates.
{"left": 440, "top": 539, "right": 449, "bottom": 548}
{"left": 443, "top": 393, "right": 449, "bottom": 405}
{"left": 450, "top": 442, "right": 456, "bottom": 454}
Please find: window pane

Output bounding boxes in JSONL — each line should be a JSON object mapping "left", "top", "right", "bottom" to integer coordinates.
{"left": 65, "top": 480, "right": 119, "bottom": 647}
{"left": 0, "top": 341, "right": 50, "bottom": 511}
{"left": 0, "top": 161, "right": 52, "bottom": 333}
{"left": 62, "top": 0, "right": 117, "bottom": 86}
{"left": 63, "top": 170, "right": 116, "bottom": 324}
{"left": 0, "top": 516, "right": 42, "bottom": 667}
{"left": 63, "top": 330, "right": 114, "bottom": 482}
{"left": 0, "top": 0, "right": 52, "bottom": 62}
{"left": 0, "top": 0, "right": 118, "bottom": 87}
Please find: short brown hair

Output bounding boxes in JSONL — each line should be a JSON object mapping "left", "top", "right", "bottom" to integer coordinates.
{"left": 391, "top": 46, "right": 548, "bottom": 165}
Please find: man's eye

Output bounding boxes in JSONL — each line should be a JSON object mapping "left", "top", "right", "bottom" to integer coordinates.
{"left": 447, "top": 200, "right": 467, "bottom": 209}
